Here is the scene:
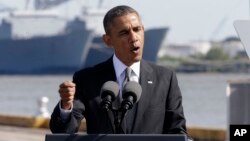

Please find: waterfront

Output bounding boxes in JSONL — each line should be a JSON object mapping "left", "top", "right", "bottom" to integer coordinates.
{"left": 0, "top": 73, "right": 249, "bottom": 129}
{"left": 0, "top": 125, "right": 49, "bottom": 141}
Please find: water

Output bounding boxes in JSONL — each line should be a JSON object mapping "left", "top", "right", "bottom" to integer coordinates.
{"left": 0, "top": 75, "right": 71, "bottom": 116}
{"left": 177, "top": 73, "right": 250, "bottom": 129}
{"left": 0, "top": 73, "right": 249, "bottom": 129}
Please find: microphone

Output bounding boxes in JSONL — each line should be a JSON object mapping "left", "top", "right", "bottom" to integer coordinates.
{"left": 100, "top": 81, "right": 119, "bottom": 111}
{"left": 121, "top": 81, "right": 142, "bottom": 111}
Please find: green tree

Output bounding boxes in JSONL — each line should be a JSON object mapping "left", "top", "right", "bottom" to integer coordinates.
{"left": 204, "top": 47, "right": 229, "bottom": 60}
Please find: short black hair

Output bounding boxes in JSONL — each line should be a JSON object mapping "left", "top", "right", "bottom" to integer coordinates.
{"left": 103, "top": 5, "right": 140, "bottom": 34}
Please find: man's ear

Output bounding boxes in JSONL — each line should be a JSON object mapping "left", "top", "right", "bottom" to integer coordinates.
{"left": 102, "top": 34, "right": 112, "bottom": 47}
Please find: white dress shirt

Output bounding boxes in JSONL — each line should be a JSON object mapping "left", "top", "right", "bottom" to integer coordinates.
{"left": 112, "top": 54, "right": 140, "bottom": 93}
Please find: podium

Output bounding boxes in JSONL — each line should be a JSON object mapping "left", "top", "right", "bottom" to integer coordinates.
{"left": 45, "top": 134, "right": 188, "bottom": 141}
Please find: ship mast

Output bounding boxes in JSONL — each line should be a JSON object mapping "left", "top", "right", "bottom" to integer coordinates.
{"left": 34, "top": 0, "right": 71, "bottom": 10}
{"left": 98, "top": 0, "right": 104, "bottom": 9}
{"left": 0, "top": 2, "right": 16, "bottom": 12}
{"left": 24, "top": 0, "right": 30, "bottom": 10}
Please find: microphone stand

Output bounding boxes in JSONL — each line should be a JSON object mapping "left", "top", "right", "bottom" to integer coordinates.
{"left": 101, "top": 101, "right": 122, "bottom": 133}
{"left": 113, "top": 98, "right": 133, "bottom": 134}
{"left": 104, "top": 100, "right": 135, "bottom": 134}
{"left": 119, "top": 109, "right": 127, "bottom": 132}
{"left": 112, "top": 109, "right": 122, "bottom": 134}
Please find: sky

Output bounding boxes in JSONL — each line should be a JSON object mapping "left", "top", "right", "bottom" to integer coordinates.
{"left": 0, "top": 0, "right": 249, "bottom": 44}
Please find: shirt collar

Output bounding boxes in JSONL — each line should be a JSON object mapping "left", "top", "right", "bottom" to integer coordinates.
{"left": 113, "top": 54, "right": 140, "bottom": 79}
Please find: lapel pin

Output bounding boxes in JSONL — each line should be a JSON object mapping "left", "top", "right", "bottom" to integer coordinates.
{"left": 147, "top": 80, "right": 153, "bottom": 84}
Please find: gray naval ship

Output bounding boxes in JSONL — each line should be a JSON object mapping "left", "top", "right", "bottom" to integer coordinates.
{"left": 0, "top": 0, "right": 168, "bottom": 74}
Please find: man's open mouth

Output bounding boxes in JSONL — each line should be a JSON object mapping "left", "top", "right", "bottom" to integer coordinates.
{"left": 130, "top": 46, "right": 140, "bottom": 53}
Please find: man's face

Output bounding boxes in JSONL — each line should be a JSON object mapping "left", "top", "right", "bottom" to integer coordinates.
{"left": 103, "top": 13, "right": 144, "bottom": 66}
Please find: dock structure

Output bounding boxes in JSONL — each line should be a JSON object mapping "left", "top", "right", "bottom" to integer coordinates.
{"left": 227, "top": 79, "right": 250, "bottom": 124}
{"left": 227, "top": 78, "right": 250, "bottom": 140}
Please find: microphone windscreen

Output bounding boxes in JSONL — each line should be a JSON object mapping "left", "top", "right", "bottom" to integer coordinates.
{"left": 100, "top": 81, "right": 119, "bottom": 101}
{"left": 122, "top": 81, "right": 142, "bottom": 103}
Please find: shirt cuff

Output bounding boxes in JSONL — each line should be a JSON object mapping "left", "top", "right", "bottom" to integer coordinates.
{"left": 59, "top": 101, "right": 73, "bottom": 122}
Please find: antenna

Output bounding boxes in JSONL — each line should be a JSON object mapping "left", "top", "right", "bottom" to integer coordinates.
{"left": 24, "top": 0, "right": 30, "bottom": 10}
{"left": 98, "top": 0, "right": 104, "bottom": 8}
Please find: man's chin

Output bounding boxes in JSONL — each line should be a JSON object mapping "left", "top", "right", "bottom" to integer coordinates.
{"left": 133, "top": 57, "right": 142, "bottom": 62}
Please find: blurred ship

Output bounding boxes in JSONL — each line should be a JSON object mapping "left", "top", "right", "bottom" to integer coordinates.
{"left": 0, "top": 0, "right": 168, "bottom": 74}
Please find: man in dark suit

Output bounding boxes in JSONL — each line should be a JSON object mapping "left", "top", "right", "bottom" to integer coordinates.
{"left": 50, "top": 5, "right": 191, "bottom": 139}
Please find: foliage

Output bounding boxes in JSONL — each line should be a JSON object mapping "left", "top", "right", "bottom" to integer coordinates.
{"left": 204, "top": 47, "right": 229, "bottom": 61}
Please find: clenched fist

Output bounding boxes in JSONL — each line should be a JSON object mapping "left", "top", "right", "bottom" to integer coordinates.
{"left": 58, "top": 81, "right": 76, "bottom": 110}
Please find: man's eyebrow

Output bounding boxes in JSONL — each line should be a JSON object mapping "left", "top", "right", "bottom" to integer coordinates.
{"left": 133, "top": 25, "right": 142, "bottom": 30}
{"left": 118, "top": 25, "right": 142, "bottom": 33}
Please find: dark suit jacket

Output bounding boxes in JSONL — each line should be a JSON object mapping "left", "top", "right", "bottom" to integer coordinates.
{"left": 50, "top": 57, "right": 188, "bottom": 135}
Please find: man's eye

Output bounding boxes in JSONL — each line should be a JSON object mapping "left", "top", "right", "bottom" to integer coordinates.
{"left": 134, "top": 27, "right": 142, "bottom": 32}
{"left": 119, "top": 31, "right": 128, "bottom": 36}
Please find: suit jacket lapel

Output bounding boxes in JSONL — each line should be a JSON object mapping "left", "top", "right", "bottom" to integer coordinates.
{"left": 131, "top": 60, "right": 154, "bottom": 133}
{"left": 99, "top": 56, "right": 117, "bottom": 82}
{"left": 97, "top": 57, "right": 117, "bottom": 133}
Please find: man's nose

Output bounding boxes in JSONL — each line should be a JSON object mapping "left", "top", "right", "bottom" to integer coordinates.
{"left": 129, "top": 31, "right": 138, "bottom": 43}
